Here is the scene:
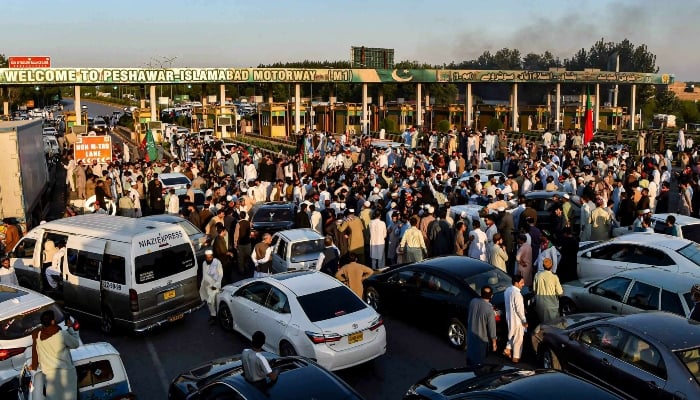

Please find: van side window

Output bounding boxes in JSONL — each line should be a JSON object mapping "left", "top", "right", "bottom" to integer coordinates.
{"left": 102, "top": 255, "right": 126, "bottom": 285}
{"left": 13, "top": 238, "right": 36, "bottom": 259}
{"left": 67, "top": 249, "right": 101, "bottom": 281}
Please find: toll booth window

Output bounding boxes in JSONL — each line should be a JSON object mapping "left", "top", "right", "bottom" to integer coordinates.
{"left": 272, "top": 116, "right": 285, "bottom": 126}
{"left": 13, "top": 238, "right": 36, "bottom": 259}
{"left": 102, "top": 255, "right": 126, "bottom": 285}
{"left": 67, "top": 249, "right": 101, "bottom": 281}
{"left": 349, "top": 115, "right": 361, "bottom": 125}
{"left": 76, "top": 360, "right": 115, "bottom": 388}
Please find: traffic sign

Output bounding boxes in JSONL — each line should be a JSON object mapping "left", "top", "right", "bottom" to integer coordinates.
{"left": 8, "top": 56, "right": 51, "bottom": 69}
{"left": 74, "top": 135, "right": 113, "bottom": 164}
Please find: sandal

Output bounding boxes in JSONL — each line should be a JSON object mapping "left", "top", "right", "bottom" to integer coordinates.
{"left": 502, "top": 349, "right": 512, "bottom": 358}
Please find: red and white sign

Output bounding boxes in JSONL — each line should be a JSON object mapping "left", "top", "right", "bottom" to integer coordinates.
{"left": 74, "top": 135, "right": 113, "bottom": 164}
{"left": 8, "top": 56, "right": 51, "bottom": 69}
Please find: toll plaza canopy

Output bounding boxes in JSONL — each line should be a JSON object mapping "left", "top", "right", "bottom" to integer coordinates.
{"left": 0, "top": 67, "right": 674, "bottom": 85}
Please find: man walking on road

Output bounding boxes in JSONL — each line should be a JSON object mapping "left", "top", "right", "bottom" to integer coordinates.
{"left": 466, "top": 286, "right": 497, "bottom": 367}
{"left": 199, "top": 249, "right": 223, "bottom": 325}
{"left": 503, "top": 274, "right": 527, "bottom": 363}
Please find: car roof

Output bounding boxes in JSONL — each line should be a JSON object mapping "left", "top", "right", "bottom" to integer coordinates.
{"left": 34, "top": 214, "right": 179, "bottom": 243}
{"left": 405, "top": 256, "right": 496, "bottom": 279}
{"left": 0, "top": 284, "right": 54, "bottom": 319}
{"left": 611, "top": 268, "right": 699, "bottom": 291}
{"left": 70, "top": 342, "right": 120, "bottom": 363}
{"left": 274, "top": 228, "right": 324, "bottom": 242}
{"left": 651, "top": 213, "right": 700, "bottom": 226}
{"left": 268, "top": 271, "right": 343, "bottom": 296}
{"left": 158, "top": 172, "right": 189, "bottom": 180}
{"left": 599, "top": 232, "right": 692, "bottom": 250}
{"left": 609, "top": 312, "right": 700, "bottom": 351}
{"left": 141, "top": 214, "right": 188, "bottom": 224}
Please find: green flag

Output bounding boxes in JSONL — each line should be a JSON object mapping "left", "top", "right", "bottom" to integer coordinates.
{"left": 145, "top": 129, "right": 158, "bottom": 161}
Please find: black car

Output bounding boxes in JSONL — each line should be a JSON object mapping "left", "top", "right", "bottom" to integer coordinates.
{"left": 168, "top": 353, "right": 364, "bottom": 400}
{"left": 532, "top": 311, "right": 700, "bottom": 400}
{"left": 523, "top": 190, "right": 581, "bottom": 231}
{"left": 249, "top": 202, "right": 297, "bottom": 242}
{"left": 363, "top": 256, "right": 532, "bottom": 349}
{"left": 404, "top": 365, "right": 624, "bottom": 400}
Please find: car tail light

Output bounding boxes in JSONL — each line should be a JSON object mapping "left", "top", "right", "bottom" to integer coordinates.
{"left": 129, "top": 289, "right": 139, "bottom": 312}
{"left": 493, "top": 306, "right": 502, "bottom": 323}
{"left": 0, "top": 347, "right": 25, "bottom": 361}
{"left": 305, "top": 331, "right": 342, "bottom": 344}
{"left": 369, "top": 316, "right": 384, "bottom": 331}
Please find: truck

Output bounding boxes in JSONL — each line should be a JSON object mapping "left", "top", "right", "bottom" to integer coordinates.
{"left": 0, "top": 119, "right": 51, "bottom": 234}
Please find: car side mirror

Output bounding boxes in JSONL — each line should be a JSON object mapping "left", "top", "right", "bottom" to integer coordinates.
{"left": 584, "top": 251, "right": 592, "bottom": 258}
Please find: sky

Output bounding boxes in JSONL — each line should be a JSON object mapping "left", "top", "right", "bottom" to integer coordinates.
{"left": 2, "top": 0, "right": 698, "bottom": 80}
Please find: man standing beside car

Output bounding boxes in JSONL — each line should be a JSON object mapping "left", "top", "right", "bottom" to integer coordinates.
{"left": 234, "top": 211, "right": 252, "bottom": 276}
{"left": 503, "top": 274, "right": 527, "bottom": 363}
{"left": 242, "top": 331, "right": 278, "bottom": 386}
{"left": 689, "top": 284, "right": 700, "bottom": 322}
{"left": 533, "top": 258, "right": 563, "bottom": 323}
{"left": 466, "top": 286, "right": 497, "bottom": 368}
{"left": 335, "top": 253, "right": 374, "bottom": 298}
{"left": 200, "top": 249, "right": 223, "bottom": 325}
{"left": 251, "top": 233, "right": 274, "bottom": 277}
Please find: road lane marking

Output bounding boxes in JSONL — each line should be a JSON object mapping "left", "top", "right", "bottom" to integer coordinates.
{"left": 146, "top": 339, "right": 170, "bottom": 395}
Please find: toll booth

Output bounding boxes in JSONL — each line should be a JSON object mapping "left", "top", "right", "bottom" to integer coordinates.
{"left": 562, "top": 105, "right": 584, "bottom": 130}
{"left": 286, "top": 104, "right": 307, "bottom": 134}
{"left": 64, "top": 110, "right": 88, "bottom": 131}
{"left": 312, "top": 104, "right": 332, "bottom": 132}
{"left": 599, "top": 106, "right": 625, "bottom": 131}
{"left": 333, "top": 103, "right": 362, "bottom": 135}
{"left": 431, "top": 104, "right": 465, "bottom": 131}
{"left": 132, "top": 109, "right": 153, "bottom": 139}
{"left": 259, "top": 103, "right": 288, "bottom": 137}
{"left": 385, "top": 103, "right": 415, "bottom": 132}
{"left": 518, "top": 105, "right": 549, "bottom": 132}
{"left": 475, "top": 104, "right": 510, "bottom": 131}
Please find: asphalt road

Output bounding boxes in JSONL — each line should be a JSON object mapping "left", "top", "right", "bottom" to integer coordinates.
{"left": 76, "top": 301, "right": 531, "bottom": 399}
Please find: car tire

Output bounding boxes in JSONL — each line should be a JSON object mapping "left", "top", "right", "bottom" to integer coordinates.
{"left": 101, "top": 308, "right": 115, "bottom": 335}
{"left": 542, "top": 347, "right": 562, "bottom": 370}
{"left": 364, "top": 286, "right": 380, "bottom": 312}
{"left": 559, "top": 298, "right": 577, "bottom": 316}
{"left": 218, "top": 303, "right": 234, "bottom": 332}
{"left": 279, "top": 341, "right": 297, "bottom": 356}
{"left": 448, "top": 318, "right": 467, "bottom": 350}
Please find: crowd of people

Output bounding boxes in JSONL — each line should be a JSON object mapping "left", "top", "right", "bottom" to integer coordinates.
{"left": 16, "top": 122, "right": 698, "bottom": 379}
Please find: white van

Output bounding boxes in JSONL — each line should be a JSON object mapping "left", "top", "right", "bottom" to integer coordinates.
{"left": 10, "top": 214, "right": 202, "bottom": 334}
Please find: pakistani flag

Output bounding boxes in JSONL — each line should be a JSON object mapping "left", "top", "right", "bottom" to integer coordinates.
{"left": 583, "top": 87, "right": 594, "bottom": 145}
{"left": 145, "top": 129, "right": 158, "bottom": 161}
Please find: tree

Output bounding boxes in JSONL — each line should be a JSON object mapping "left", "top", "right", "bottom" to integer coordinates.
{"left": 437, "top": 119, "right": 451, "bottom": 133}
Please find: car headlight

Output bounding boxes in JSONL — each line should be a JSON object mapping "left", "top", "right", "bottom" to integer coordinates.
{"left": 405, "top": 387, "right": 418, "bottom": 397}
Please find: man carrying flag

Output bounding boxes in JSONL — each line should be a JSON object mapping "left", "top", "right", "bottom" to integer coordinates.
{"left": 583, "top": 87, "right": 594, "bottom": 146}
{"left": 143, "top": 129, "right": 158, "bottom": 162}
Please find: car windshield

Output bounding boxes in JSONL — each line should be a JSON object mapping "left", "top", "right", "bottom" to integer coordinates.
{"left": 161, "top": 176, "right": 190, "bottom": 186}
{"left": 463, "top": 269, "right": 512, "bottom": 295}
{"left": 291, "top": 239, "right": 324, "bottom": 257}
{"left": 678, "top": 243, "right": 700, "bottom": 267}
{"left": 579, "top": 241, "right": 601, "bottom": 252}
{"left": 675, "top": 347, "right": 700, "bottom": 383}
{"left": 297, "top": 286, "right": 367, "bottom": 322}
{"left": 177, "top": 220, "right": 203, "bottom": 236}
{"left": 0, "top": 302, "right": 65, "bottom": 340}
{"left": 682, "top": 225, "right": 700, "bottom": 244}
{"left": 134, "top": 243, "right": 196, "bottom": 284}
{"left": 253, "top": 208, "right": 292, "bottom": 222}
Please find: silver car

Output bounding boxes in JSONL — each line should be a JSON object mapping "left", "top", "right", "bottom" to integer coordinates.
{"left": 561, "top": 268, "right": 697, "bottom": 318}
{"left": 270, "top": 229, "right": 325, "bottom": 273}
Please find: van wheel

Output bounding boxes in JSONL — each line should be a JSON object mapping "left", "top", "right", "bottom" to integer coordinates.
{"left": 101, "top": 309, "right": 115, "bottom": 335}
{"left": 279, "top": 341, "right": 297, "bottom": 356}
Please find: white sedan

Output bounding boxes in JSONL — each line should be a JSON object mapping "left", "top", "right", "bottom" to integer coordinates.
{"left": 577, "top": 232, "right": 700, "bottom": 282}
{"left": 216, "top": 271, "right": 386, "bottom": 371}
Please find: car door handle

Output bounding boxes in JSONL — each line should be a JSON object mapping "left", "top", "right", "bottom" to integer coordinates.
{"left": 601, "top": 358, "right": 611, "bottom": 366}
{"left": 611, "top": 305, "right": 618, "bottom": 311}
{"left": 277, "top": 320, "right": 287, "bottom": 326}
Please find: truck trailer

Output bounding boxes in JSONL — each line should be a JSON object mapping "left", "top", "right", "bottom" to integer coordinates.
{"left": 0, "top": 119, "right": 50, "bottom": 233}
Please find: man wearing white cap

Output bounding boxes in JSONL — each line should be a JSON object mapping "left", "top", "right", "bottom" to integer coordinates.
{"left": 200, "top": 249, "right": 223, "bottom": 325}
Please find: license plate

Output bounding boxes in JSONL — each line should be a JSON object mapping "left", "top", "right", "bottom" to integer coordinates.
{"left": 168, "top": 313, "right": 184, "bottom": 322}
{"left": 348, "top": 332, "right": 363, "bottom": 344}
{"left": 163, "top": 290, "right": 176, "bottom": 300}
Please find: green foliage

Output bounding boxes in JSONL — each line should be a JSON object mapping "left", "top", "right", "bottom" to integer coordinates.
{"left": 380, "top": 118, "right": 397, "bottom": 133}
{"left": 230, "top": 135, "right": 295, "bottom": 155}
{"left": 118, "top": 114, "right": 135, "bottom": 130}
{"left": 437, "top": 119, "right": 451, "bottom": 133}
{"left": 678, "top": 101, "right": 700, "bottom": 124}
{"left": 487, "top": 118, "right": 504, "bottom": 132}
